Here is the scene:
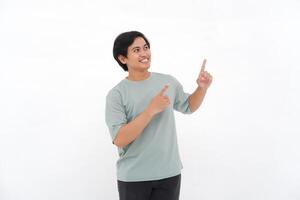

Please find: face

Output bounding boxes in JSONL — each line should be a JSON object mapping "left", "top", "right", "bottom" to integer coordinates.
{"left": 118, "top": 37, "right": 151, "bottom": 71}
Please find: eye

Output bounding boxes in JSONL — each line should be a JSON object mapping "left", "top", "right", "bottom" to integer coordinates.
{"left": 133, "top": 48, "right": 139, "bottom": 53}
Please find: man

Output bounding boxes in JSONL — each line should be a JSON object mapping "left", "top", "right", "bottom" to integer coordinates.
{"left": 105, "top": 31, "right": 212, "bottom": 200}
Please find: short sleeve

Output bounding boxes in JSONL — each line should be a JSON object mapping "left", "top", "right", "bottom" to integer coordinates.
{"left": 105, "top": 89, "right": 128, "bottom": 143}
{"left": 172, "top": 76, "right": 192, "bottom": 114}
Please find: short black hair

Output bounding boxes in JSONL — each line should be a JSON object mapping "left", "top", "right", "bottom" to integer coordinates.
{"left": 113, "top": 31, "right": 150, "bottom": 71}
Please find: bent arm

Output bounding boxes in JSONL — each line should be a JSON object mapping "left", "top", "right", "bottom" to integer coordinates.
{"left": 113, "top": 109, "right": 154, "bottom": 148}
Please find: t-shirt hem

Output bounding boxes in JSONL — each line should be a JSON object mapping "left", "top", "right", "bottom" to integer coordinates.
{"left": 117, "top": 169, "right": 182, "bottom": 182}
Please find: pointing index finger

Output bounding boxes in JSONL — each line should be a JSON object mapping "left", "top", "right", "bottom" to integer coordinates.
{"left": 201, "top": 59, "right": 207, "bottom": 72}
{"left": 159, "top": 84, "right": 169, "bottom": 96}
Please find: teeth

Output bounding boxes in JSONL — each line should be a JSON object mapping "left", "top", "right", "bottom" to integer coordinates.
{"left": 140, "top": 59, "right": 149, "bottom": 63}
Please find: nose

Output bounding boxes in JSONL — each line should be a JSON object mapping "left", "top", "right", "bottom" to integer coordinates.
{"left": 139, "top": 49, "right": 149, "bottom": 57}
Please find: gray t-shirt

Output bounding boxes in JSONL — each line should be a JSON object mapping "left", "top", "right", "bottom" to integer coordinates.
{"left": 105, "top": 72, "right": 192, "bottom": 182}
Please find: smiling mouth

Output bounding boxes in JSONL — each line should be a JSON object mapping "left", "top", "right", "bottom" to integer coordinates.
{"left": 139, "top": 58, "right": 150, "bottom": 63}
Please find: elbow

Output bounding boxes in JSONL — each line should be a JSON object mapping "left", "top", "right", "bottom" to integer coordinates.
{"left": 189, "top": 106, "right": 195, "bottom": 113}
{"left": 113, "top": 132, "right": 128, "bottom": 148}
{"left": 113, "top": 137, "right": 126, "bottom": 148}
{"left": 112, "top": 125, "right": 127, "bottom": 148}
{"left": 190, "top": 106, "right": 198, "bottom": 113}
{"left": 188, "top": 104, "right": 197, "bottom": 113}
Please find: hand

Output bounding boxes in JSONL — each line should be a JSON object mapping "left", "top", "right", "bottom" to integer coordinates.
{"left": 146, "top": 85, "right": 170, "bottom": 117}
{"left": 196, "top": 59, "right": 213, "bottom": 90}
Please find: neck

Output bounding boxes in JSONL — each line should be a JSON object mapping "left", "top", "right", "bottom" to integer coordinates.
{"left": 126, "top": 70, "right": 150, "bottom": 81}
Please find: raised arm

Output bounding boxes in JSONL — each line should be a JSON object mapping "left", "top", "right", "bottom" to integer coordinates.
{"left": 188, "top": 59, "right": 213, "bottom": 112}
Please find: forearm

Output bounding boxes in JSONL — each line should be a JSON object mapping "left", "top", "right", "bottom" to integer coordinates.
{"left": 188, "top": 86, "right": 207, "bottom": 112}
{"left": 113, "top": 109, "right": 154, "bottom": 148}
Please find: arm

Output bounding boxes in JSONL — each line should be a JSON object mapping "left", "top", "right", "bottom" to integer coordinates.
{"left": 188, "top": 59, "right": 213, "bottom": 113}
{"left": 113, "top": 109, "right": 153, "bottom": 148}
{"left": 188, "top": 86, "right": 207, "bottom": 113}
{"left": 113, "top": 85, "right": 170, "bottom": 148}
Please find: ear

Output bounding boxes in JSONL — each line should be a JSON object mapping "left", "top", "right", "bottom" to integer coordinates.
{"left": 118, "top": 55, "right": 127, "bottom": 64}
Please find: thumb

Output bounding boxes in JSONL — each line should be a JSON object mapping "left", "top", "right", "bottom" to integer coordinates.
{"left": 159, "top": 84, "right": 169, "bottom": 96}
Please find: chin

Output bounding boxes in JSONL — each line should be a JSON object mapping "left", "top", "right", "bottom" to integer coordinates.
{"left": 140, "top": 63, "right": 151, "bottom": 69}
{"left": 133, "top": 63, "right": 151, "bottom": 71}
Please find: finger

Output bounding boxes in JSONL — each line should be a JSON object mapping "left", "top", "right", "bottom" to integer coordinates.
{"left": 204, "top": 72, "right": 210, "bottom": 79}
{"left": 200, "top": 71, "right": 207, "bottom": 79}
{"left": 201, "top": 59, "right": 207, "bottom": 72}
{"left": 200, "top": 76, "right": 206, "bottom": 81}
{"left": 159, "top": 84, "right": 169, "bottom": 96}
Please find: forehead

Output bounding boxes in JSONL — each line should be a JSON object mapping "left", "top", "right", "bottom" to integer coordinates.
{"left": 129, "top": 37, "right": 147, "bottom": 48}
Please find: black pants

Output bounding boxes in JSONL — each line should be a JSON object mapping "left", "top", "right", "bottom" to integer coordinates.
{"left": 117, "top": 174, "right": 181, "bottom": 200}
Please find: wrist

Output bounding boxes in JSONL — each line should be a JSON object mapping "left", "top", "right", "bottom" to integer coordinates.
{"left": 144, "top": 108, "right": 155, "bottom": 118}
{"left": 197, "top": 85, "right": 208, "bottom": 92}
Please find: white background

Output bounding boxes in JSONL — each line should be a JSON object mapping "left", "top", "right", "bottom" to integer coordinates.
{"left": 1, "top": 0, "right": 300, "bottom": 199}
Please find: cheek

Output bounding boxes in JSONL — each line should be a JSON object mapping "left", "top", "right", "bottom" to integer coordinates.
{"left": 126, "top": 54, "right": 137, "bottom": 62}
